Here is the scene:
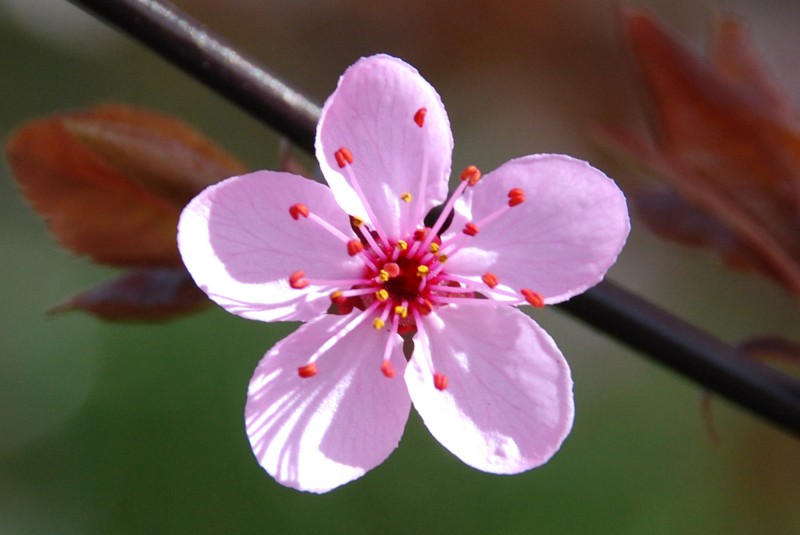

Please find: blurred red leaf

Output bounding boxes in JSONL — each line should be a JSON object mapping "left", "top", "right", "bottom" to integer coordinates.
{"left": 605, "top": 10, "right": 800, "bottom": 295}
{"left": 5, "top": 103, "right": 248, "bottom": 321}
{"left": 48, "top": 268, "right": 211, "bottom": 322}
{"left": 64, "top": 104, "right": 247, "bottom": 208}
{"left": 5, "top": 103, "right": 246, "bottom": 267}
{"left": 739, "top": 336, "right": 800, "bottom": 374}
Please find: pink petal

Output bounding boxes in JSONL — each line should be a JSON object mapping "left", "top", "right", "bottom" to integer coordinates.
{"left": 178, "top": 171, "right": 362, "bottom": 322}
{"left": 245, "top": 313, "right": 411, "bottom": 493}
{"left": 316, "top": 54, "right": 452, "bottom": 238}
{"left": 447, "top": 154, "right": 630, "bottom": 303}
{"left": 406, "top": 302, "right": 574, "bottom": 474}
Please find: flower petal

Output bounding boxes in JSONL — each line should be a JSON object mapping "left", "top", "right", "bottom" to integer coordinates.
{"left": 178, "top": 171, "right": 362, "bottom": 322}
{"left": 406, "top": 302, "right": 574, "bottom": 474}
{"left": 446, "top": 154, "right": 630, "bottom": 303}
{"left": 316, "top": 54, "right": 452, "bottom": 238}
{"left": 245, "top": 313, "right": 411, "bottom": 493}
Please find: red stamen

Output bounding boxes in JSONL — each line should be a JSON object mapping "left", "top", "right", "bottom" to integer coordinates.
{"left": 330, "top": 291, "right": 346, "bottom": 304}
{"left": 482, "top": 272, "right": 499, "bottom": 288}
{"left": 298, "top": 363, "right": 317, "bottom": 378}
{"left": 289, "top": 203, "right": 309, "bottom": 220}
{"left": 347, "top": 239, "right": 364, "bottom": 256}
{"left": 414, "top": 107, "right": 427, "bottom": 127}
{"left": 508, "top": 188, "right": 525, "bottom": 207}
{"left": 383, "top": 262, "right": 401, "bottom": 278}
{"left": 459, "top": 165, "right": 482, "bottom": 186}
{"left": 289, "top": 270, "right": 309, "bottom": 289}
{"left": 521, "top": 288, "right": 544, "bottom": 308}
{"left": 417, "top": 298, "right": 434, "bottom": 315}
{"left": 381, "top": 360, "right": 396, "bottom": 378}
{"left": 463, "top": 222, "right": 479, "bottom": 236}
{"left": 433, "top": 373, "right": 448, "bottom": 391}
{"left": 414, "top": 229, "right": 427, "bottom": 241}
{"left": 334, "top": 147, "right": 354, "bottom": 168}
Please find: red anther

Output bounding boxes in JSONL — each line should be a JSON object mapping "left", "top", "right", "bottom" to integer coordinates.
{"left": 413, "top": 107, "right": 427, "bottom": 127}
{"left": 463, "top": 222, "right": 479, "bottom": 236}
{"left": 482, "top": 272, "right": 499, "bottom": 288}
{"left": 417, "top": 298, "right": 434, "bottom": 315}
{"left": 289, "top": 203, "right": 309, "bottom": 220}
{"left": 508, "top": 188, "right": 525, "bottom": 207}
{"left": 433, "top": 373, "right": 448, "bottom": 391}
{"left": 298, "top": 363, "right": 317, "bottom": 378}
{"left": 383, "top": 262, "right": 401, "bottom": 278}
{"left": 334, "top": 147, "right": 354, "bottom": 168}
{"left": 521, "top": 288, "right": 544, "bottom": 308}
{"left": 413, "top": 228, "right": 427, "bottom": 241}
{"left": 381, "top": 360, "right": 396, "bottom": 378}
{"left": 346, "top": 239, "right": 364, "bottom": 256}
{"left": 289, "top": 270, "right": 309, "bottom": 289}
{"left": 459, "top": 165, "right": 482, "bottom": 186}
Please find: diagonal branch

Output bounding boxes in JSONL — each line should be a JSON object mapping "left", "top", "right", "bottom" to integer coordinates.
{"left": 66, "top": 0, "right": 800, "bottom": 436}
{"left": 67, "top": 0, "right": 320, "bottom": 150}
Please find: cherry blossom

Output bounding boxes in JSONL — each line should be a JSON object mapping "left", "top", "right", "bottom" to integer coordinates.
{"left": 178, "top": 54, "right": 629, "bottom": 493}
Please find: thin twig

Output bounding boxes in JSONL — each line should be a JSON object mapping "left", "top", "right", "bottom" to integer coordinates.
{"left": 67, "top": 0, "right": 800, "bottom": 436}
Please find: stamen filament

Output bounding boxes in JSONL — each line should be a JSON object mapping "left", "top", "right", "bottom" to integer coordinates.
{"left": 359, "top": 226, "right": 388, "bottom": 261}
{"left": 411, "top": 309, "right": 447, "bottom": 390}
{"left": 430, "top": 295, "right": 510, "bottom": 306}
{"left": 303, "top": 276, "right": 374, "bottom": 287}
{"left": 421, "top": 179, "right": 470, "bottom": 251}
{"left": 473, "top": 204, "right": 511, "bottom": 230}
{"left": 380, "top": 313, "right": 402, "bottom": 378}
{"left": 411, "top": 121, "right": 431, "bottom": 233}
{"left": 305, "top": 300, "right": 380, "bottom": 365}
{"left": 427, "top": 285, "right": 475, "bottom": 294}
{"left": 307, "top": 212, "right": 351, "bottom": 243}
{"left": 337, "top": 148, "right": 390, "bottom": 248}
{"left": 339, "top": 287, "right": 382, "bottom": 299}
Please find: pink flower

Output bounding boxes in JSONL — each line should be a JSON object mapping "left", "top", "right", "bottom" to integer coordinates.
{"left": 178, "top": 54, "right": 629, "bottom": 493}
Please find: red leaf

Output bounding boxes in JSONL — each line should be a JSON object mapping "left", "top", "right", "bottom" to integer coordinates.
{"left": 609, "top": 10, "right": 800, "bottom": 295}
{"left": 64, "top": 103, "right": 247, "bottom": 207}
{"left": 739, "top": 336, "right": 800, "bottom": 374}
{"left": 48, "top": 267, "right": 210, "bottom": 322}
{"left": 5, "top": 104, "right": 246, "bottom": 267}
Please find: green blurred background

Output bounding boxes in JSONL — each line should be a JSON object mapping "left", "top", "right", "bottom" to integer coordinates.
{"left": 1, "top": 0, "right": 798, "bottom": 533}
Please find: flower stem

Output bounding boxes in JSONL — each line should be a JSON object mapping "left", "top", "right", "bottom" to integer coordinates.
{"left": 66, "top": 0, "right": 800, "bottom": 437}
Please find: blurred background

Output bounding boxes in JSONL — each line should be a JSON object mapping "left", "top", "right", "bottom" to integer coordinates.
{"left": 1, "top": 0, "right": 798, "bottom": 533}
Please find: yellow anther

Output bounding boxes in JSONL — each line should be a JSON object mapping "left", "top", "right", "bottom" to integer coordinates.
{"left": 438, "top": 254, "right": 448, "bottom": 263}
{"left": 397, "top": 240, "right": 408, "bottom": 251}
{"left": 429, "top": 242, "right": 440, "bottom": 254}
{"left": 373, "top": 318, "right": 385, "bottom": 330}
{"left": 417, "top": 265, "right": 430, "bottom": 277}
{"left": 352, "top": 216, "right": 364, "bottom": 227}
{"left": 394, "top": 305, "right": 408, "bottom": 318}
{"left": 401, "top": 192, "right": 412, "bottom": 202}
{"left": 379, "top": 270, "right": 390, "bottom": 282}
{"left": 375, "top": 289, "right": 389, "bottom": 302}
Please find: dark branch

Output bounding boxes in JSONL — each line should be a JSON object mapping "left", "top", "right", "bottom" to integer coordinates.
{"left": 559, "top": 283, "right": 800, "bottom": 434}
{"left": 67, "top": 0, "right": 800, "bottom": 436}
{"left": 67, "top": 0, "right": 320, "bottom": 150}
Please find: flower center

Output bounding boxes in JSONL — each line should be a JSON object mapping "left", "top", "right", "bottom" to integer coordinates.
{"left": 352, "top": 227, "right": 445, "bottom": 332}
{"left": 383, "top": 257, "right": 423, "bottom": 302}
